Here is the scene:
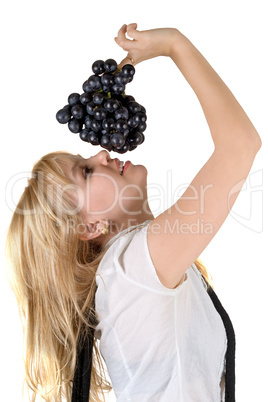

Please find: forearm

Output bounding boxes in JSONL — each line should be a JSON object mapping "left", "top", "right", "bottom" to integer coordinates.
{"left": 170, "top": 31, "right": 262, "bottom": 152}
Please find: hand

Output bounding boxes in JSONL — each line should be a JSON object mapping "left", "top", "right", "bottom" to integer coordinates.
{"left": 114, "top": 23, "right": 179, "bottom": 69}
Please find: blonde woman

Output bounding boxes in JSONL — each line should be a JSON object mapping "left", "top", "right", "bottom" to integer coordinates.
{"left": 5, "top": 23, "right": 261, "bottom": 402}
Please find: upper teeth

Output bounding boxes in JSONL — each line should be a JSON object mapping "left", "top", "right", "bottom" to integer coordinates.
{"left": 119, "top": 161, "right": 124, "bottom": 174}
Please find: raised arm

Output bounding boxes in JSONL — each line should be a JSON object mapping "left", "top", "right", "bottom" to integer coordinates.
{"left": 115, "top": 24, "right": 262, "bottom": 289}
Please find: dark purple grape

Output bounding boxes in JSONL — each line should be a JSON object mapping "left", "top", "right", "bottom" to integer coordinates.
{"left": 115, "top": 142, "right": 130, "bottom": 154}
{"left": 115, "top": 107, "right": 129, "bottom": 120}
{"left": 68, "top": 93, "right": 80, "bottom": 106}
{"left": 101, "top": 73, "right": 114, "bottom": 87}
{"left": 92, "top": 60, "right": 105, "bottom": 75}
{"left": 79, "top": 129, "right": 90, "bottom": 142}
{"left": 133, "top": 112, "right": 147, "bottom": 124}
{"left": 102, "top": 85, "right": 111, "bottom": 93}
{"left": 102, "top": 118, "right": 114, "bottom": 130}
{"left": 140, "top": 105, "right": 146, "bottom": 114}
{"left": 63, "top": 104, "right": 71, "bottom": 110}
{"left": 103, "top": 99, "right": 120, "bottom": 113}
{"left": 93, "top": 107, "right": 107, "bottom": 121}
{"left": 87, "top": 75, "right": 102, "bottom": 91}
{"left": 127, "top": 101, "right": 141, "bottom": 114}
{"left": 104, "top": 59, "right": 117, "bottom": 73}
{"left": 114, "top": 73, "right": 129, "bottom": 85}
{"left": 86, "top": 101, "right": 96, "bottom": 115}
{"left": 114, "top": 119, "right": 128, "bottom": 132}
{"left": 56, "top": 108, "right": 71, "bottom": 124}
{"left": 71, "top": 104, "right": 84, "bottom": 120}
{"left": 93, "top": 92, "right": 107, "bottom": 105}
{"left": 88, "top": 131, "right": 100, "bottom": 145}
{"left": 91, "top": 119, "right": 101, "bottom": 133}
{"left": 128, "top": 116, "right": 138, "bottom": 128}
{"left": 112, "top": 83, "right": 125, "bottom": 95}
{"left": 123, "top": 95, "right": 135, "bottom": 104}
{"left": 127, "top": 76, "right": 133, "bottom": 83}
{"left": 84, "top": 114, "right": 93, "bottom": 129}
{"left": 122, "top": 64, "right": 135, "bottom": 78}
{"left": 110, "top": 132, "right": 125, "bottom": 148}
{"left": 82, "top": 80, "right": 92, "bottom": 93}
{"left": 68, "top": 118, "right": 82, "bottom": 133}
{"left": 127, "top": 131, "right": 144, "bottom": 146}
{"left": 80, "top": 92, "right": 92, "bottom": 105}
{"left": 139, "top": 132, "right": 145, "bottom": 144}
{"left": 100, "top": 134, "right": 112, "bottom": 148}
{"left": 137, "top": 122, "right": 147, "bottom": 132}
{"left": 129, "top": 145, "right": 137, "bottom": 151}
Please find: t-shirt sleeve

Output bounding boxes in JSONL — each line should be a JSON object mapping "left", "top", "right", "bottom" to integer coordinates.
{"left": 113, "top": 221, "right": 187, "bottom": 294}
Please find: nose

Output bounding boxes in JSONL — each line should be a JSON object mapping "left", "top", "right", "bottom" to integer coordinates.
{"left": 95, "top": 150, "right": 111, "bottom": 165}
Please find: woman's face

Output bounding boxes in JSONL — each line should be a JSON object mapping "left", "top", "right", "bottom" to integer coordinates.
{"left": 64, "top": 150, "right": 151, "bottom": 239}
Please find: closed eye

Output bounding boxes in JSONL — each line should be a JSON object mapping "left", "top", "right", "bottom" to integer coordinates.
{"left": 83, "top": 165, "right": 93, "bottom": 179}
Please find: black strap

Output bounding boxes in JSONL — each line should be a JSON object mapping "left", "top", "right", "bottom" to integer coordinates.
{"left": 71, "top": 280, "right": 236, "bottom": 402}
{"left": 71, "top": 325, "right": 95, "bottom": 402}
{"left": 204, "top": 278, "right": 236, "bottom": 402}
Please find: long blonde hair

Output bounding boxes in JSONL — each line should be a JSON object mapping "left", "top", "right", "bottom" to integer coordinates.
{"left": 5, "top": 150, "right": 213, "bottom": 401}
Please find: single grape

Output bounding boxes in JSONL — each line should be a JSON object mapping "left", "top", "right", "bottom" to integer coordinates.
{"left": 71, "top": 104, "right": 84, "bottom": 120}
{"left": 104, "top": 59, "right": 117, "bottom": 73}
{"left": 68, "top": 118, "right": 82, "bottom": 133}
{"left": 128, "top": 116, "right": 138, "bottom": 128}
{"left": 115, "top": 107, "right": 129, "bottom": 120}
{"left": 129, "top": 144, "right": 138, "bottom": 151}
{"left": 87, "top": 75, "right": 102, "bottom": 91}
{"left": 114, "top": 72, "right": 129, "bottom": 85}
{"left": 82, "top": 80, "right": 92, "bottom": 93}
{"left": 101, "top": 73, "right": 114, "bottom": 87}
{"left": 84, "top": 114, "right": 93, "bottom": 129}
{"left": 100, "top": 134, "right": 112, "bottom": 149}
{"left": 140, "top": 105, "right": 146, "bottom": 114}
{"left": 88, "top": 131, "right": 100, "bottom": 145}
{"left": 91, "top": 119, "right": 102, "bottom": 133}
{"left": 103, "top": 98, "right": 120, "bottom": 113}
{"left": 79, "top": 129, "right": 90, "bottom": 142}
{"left": 127, "top": 131, "right": 144, "bottom": 146}
{"left": 127, "top": 101, "right": 141, "bottom": 114}
{"left": 115, "top": 142, "right": 130, "bottom": 154}
{"left": 102, "top": 118, "right": 114, "bottom": 130}
{"left": 122, "top": 64, "right": 135, "bottom": 78}
{"left": 112, "top": 83, "right": 125, "bottom": 95}
{"left": 93, "top": 106, "right": 107, "bottom": 121}
{"left": 93, "top": 92, "right": 107, "bottom": 105}
{"left": 137, "top": 122, "right": 147, "bottom": 132}
{"left": 80, "top": 92, "right": 92, "bottom": 105}
{"left": 68, "top": 93, "right": 80, "bottom": 106}
{"left": 133, "top": 112, "right": 147, "bottom": 124}
{"left": 56, "top": 108, "right": 71, "bottom": 124}
{"left": 86, "top": 101, "right": 96, "bottom": 115}
{"left": 123, "top": 95, "right": 135, "bottom": 104}
{"left": 110, "top": 132, "right": 125, "bottom": 148}
{"left": 63, "top": 104, "right": 71, "bottom": 110}
{"left": 92, "top": 60, "right": 105, "bottom": 75}
{"left": 114, "top": 119, "right": 128, "bottom": 132}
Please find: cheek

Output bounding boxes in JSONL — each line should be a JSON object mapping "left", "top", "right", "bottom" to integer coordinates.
{"left": 86, "top": 177, "right": 120, "bottom": 213}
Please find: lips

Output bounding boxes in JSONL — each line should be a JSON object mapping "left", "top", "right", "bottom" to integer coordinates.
{"left": 114, "top": 158, "right": 131, "bottom": 175}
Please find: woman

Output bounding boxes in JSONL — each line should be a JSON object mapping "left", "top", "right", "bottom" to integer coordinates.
{"left": 5, "top": 23, "right": 261, "bottom": 402}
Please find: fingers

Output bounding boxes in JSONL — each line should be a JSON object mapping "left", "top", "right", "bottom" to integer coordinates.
{"left": 126, "top": 23, "right": 140, "bottom": 39}
{"left": 114, "top": 23, "right": 140, "bottom": 51}
{"left": 114, "top": 24, "right": 133, "bottom": 51}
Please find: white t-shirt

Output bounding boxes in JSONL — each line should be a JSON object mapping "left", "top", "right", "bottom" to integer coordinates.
{"left": 94, "top": 220, "right": 227, "bottom": 401}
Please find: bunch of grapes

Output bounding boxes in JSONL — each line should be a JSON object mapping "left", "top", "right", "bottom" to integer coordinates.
{"left": 56, "top": 58, "right": 147, "bottom": 154}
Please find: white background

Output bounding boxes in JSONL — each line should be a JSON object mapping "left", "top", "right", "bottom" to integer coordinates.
{"left": 0, "top": 0, "right": 267, "bottom": 401}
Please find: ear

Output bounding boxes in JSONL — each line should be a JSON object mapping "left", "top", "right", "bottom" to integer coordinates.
{"left": 77, "top": 220, "right": 109, "bottom": 241}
